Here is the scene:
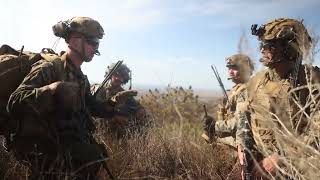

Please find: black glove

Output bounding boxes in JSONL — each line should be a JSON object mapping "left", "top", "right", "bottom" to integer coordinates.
{"left": 203, "top": 115, "right": 215, "bottom": 139}
{"left": 111, "top": 90, "right": 138, "bottom": 104}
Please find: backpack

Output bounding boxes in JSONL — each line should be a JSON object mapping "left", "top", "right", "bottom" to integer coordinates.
{"left": 0, "top": 44, "right": 61, "bottom": 135}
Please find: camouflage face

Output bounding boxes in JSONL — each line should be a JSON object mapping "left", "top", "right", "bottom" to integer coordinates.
{"left": 53, "top": 17, "right": 104, "bottom": 41}
{"left": 252, "top": 18, "right": 312, "bottom": 63}
{"left": 106, "top": 63, "right": 131, "bottom": 84}
{"left": 226, "top": 54, "right": 254, "bottom": 83}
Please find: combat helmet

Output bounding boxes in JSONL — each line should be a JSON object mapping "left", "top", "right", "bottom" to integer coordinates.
{"left": 226, "top": 54, "right": 254, "bottom": 74}
{"left": 225, "top": 54, "right": 254, "bottom": 83}
{"left": 252, "top": 18, "right": 312, "bottom": 60}
{"left": 52, "top": 17, "right": 104, "bottom": 43}
{"left": 106, "top": 63, "right": 131, "bottom": 84}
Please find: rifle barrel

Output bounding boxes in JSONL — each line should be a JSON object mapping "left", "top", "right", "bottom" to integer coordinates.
{"left": 93, "top": 60, "right": 123, "bottom": 97}
{"left": 203, "top": 104, "right": 208, "bottom": 116}
{"left": 210, "top": 65, "right": 229, "bottom": 102}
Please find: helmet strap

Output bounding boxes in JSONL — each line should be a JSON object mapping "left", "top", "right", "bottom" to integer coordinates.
{"left": 68, "top": 36, "right": 91, "bottom": 62}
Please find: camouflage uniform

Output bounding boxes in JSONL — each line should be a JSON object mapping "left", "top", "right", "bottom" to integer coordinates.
{"left": 92, "top": 64, "right": 147, "bottom": 138}
{"left": 240, "top": 65, "right": 320, "bottom": 153}
{"left": 203, "top": 54, "right": 254, "bottom": 148}
{"left": 7, "top": 17, "right": 113, "bottom": 179}
{"left": 236, "top": 18, "right": 320, "bottom": 179}
{"left": 215, "top": 82, "right": 247, "bottom": 148}
{"left": 201, "top": 54, "right": 254, "bottom": 179}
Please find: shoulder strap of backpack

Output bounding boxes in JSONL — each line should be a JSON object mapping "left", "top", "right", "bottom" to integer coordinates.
{"left": 40, "top": 52, "right": 65, "bottom": 80}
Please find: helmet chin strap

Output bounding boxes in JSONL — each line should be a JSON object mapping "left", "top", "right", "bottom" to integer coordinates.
{"left": 68, "top": 36, "right": 91, "bottom": 62}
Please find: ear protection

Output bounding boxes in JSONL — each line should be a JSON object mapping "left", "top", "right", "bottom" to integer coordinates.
{"left": 52, "top": 19, "right": 71, "bottom": 39}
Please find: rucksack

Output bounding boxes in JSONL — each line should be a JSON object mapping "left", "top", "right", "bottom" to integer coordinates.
{"left": 0, "top": 44, "right": 61, "bottom": 135}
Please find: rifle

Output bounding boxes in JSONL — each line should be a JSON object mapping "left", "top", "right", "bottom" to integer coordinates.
{"left": 93, "top": 60, "right": 123, "bottom": 97}
{"left": 210, "top": 65, "right": 229, "bottom": 104}
{"left": 129, "top": 70, "right": 132, "bottom": 90}
{"left": 240, "top": 111, "right": 254, "bottom": 180}
{"left": 290, "top": 51, "right": 303, "bottom": 87}
{"left": 203, "top": 104, "right": 208, "bottom": 117}
{"left": 201, "top": 104, "right": 214, "bottom": 143}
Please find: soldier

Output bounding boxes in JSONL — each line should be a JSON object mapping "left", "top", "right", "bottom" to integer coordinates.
{"left": 237, "top": 18, "right": 320, "bottom": 179}
{"left": 202, "top": 54, "right": 254, "bottom": 175}
{"left": 92, "top": 63, "right": 147, "bottom": 138}
{"left": 7, "top": 17, "right": 116, "bottom": 179}
{"left": 203, "top": 54, "right": 254, "bottom": 146}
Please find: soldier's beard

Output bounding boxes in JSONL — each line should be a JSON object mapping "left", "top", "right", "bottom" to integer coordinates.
{"left": 260, "top": 56, "right": 282, "bottom": 67}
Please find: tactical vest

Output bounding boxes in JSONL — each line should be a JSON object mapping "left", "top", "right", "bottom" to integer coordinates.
{"left": 246, "top": 65, "right": 320, "bottom": 153}
{"left": 216, "top": 83, "right": 247, "bottom": 148}
{"left": 223, "top": 83, "right": 247, "bottom": 120}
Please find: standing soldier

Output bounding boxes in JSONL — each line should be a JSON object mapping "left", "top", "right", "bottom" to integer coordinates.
{"left": 202, "top": 54, "right": 254, "bottom": 175}
{"left": 237, "top": 18, "right": 320, "bottom": 179}
{"left": 92, "top": 63, "right": 147, "bottom": 138}
{"left": 203, "top": 54, "right": 254, "bottom": 146}
{"left": 7, "top": 17, "right": 115, "bottom": 179}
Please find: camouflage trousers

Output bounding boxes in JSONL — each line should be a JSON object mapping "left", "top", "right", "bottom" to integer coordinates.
{"left": 12, "top": 136, "right": 107, "bottom": 180}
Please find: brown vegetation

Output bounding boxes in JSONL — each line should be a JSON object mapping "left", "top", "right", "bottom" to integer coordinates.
{"left": 0, "top": 86, "right": 239, "bottom": 179}
{"left": 1, "top": 85, "right": 319, "bottom": 179}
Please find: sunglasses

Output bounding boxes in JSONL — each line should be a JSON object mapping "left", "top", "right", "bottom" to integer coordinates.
{"left": 71, "top": 36, "right": 100, "bottom": 47}
{"left": 259, "top": 42, "right": 276, "bottom": 50}
{"left": 85, "top": 38, "right": 100, "bottom": 47}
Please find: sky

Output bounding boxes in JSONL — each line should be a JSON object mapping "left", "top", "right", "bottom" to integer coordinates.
{"left": 1, "top": 0, "right": 320, "bottom": 90}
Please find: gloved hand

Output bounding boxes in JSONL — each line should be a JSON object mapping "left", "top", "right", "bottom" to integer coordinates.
{"left": 111, "top": 90, "right": 138, "bottom": 104}
{"left": 202, "top": 115, "right": 215, "bottom": 140}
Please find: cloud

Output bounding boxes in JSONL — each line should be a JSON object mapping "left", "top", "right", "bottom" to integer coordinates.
{"left": 0, "top": 0, "right": 167, "bottom": 34}
{"left": 176, "top": 0, "right": 320, "bottom": 28}
{"left": 1, "top": 0, "right": 319, "bottom": 89}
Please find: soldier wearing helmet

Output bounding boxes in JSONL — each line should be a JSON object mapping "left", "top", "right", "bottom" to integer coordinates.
{"left": 236, "top": 18, "right": 320, "bottom": 179}
{"left": 7, "top": 17, "right": 116, "bottom": 179}
{"left": 92, "top": 63, "right": 147, "bottom": 139}
{"left": 52, "top": 16, "right": 104, "bottom": 62}
{"left": 202, "top": 54, "right": 254, "bottom": 175}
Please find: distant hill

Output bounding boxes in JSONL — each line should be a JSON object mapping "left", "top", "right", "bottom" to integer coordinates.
{"left": 130, "top": 85, "right": 223, "bottom": 102}
{"left": 90, "top": 82, "right": 223, "bottom": 100}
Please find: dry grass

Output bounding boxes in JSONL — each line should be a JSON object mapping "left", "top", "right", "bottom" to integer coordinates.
{"left": 96, "top": 86, "right": 239, "bottom": 179}
{"left": 1, "top": 84, "right": 319, "bottom": 179}
{"left": 0, "top": 86, "right": 239, "bottom": 179}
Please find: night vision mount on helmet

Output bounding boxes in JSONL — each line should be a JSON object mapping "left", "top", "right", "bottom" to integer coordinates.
{"left": 251, "top": 18, "right": 312, "bottom": 58}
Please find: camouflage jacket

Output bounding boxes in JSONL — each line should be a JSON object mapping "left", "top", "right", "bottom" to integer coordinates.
{"left": 92, "top": 83, "right": 143, "bottom": 117}
{"left": 214, "top": 83, "right": 247, "bottom": 147}
{"left": 7, "top": 53, "right": 114, "bottom": 145}
{"left": 237, "top": 64, "right": 320, "bottom": 154}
